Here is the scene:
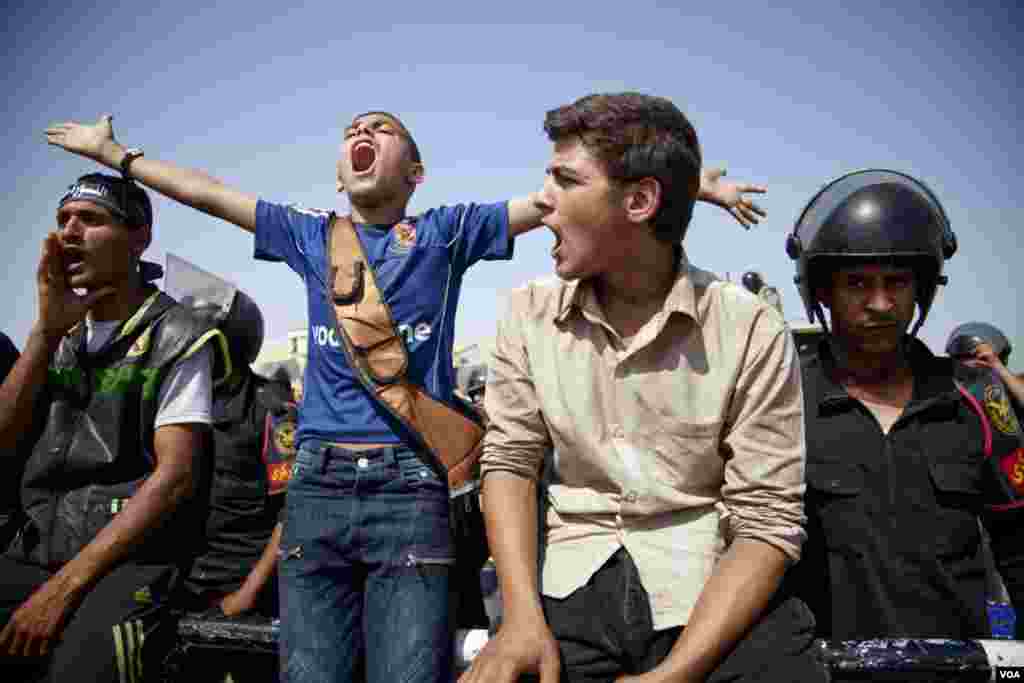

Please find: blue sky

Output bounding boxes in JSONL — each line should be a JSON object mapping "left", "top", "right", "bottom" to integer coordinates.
{"left": 3, "top": 0, "right": 1021, "bottom": 366}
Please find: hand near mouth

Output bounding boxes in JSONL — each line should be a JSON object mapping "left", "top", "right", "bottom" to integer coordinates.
{"left": 35, "top": 233, "right": 116, "bottom": 338}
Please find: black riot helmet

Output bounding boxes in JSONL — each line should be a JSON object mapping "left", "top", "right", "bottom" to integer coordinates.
{"left": 164, "top": 253, "right": 264, "bottom": 384}
{"left": 741, "top": 271, "right": 765, "bottom": 295}
{"left": 946, "top": 322, "right": 1012, "bottom": 365}
{"left": 786, "top": 169, "right": 957, "bottom": 336}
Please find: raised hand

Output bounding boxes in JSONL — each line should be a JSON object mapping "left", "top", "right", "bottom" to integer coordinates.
{"left": 44, "top": 114, "right": 121, "bottom": 166}
{"left": 968, "top": 342, "right": 1005, "bottom": 371}
{"left": 36, "top": 233, "right": 115, "bottom": 338}
{"left": 700, "top": 167, "right": 767, "bottom": 229}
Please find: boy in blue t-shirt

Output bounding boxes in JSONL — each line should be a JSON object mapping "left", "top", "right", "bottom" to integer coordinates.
{"left": 47, "top": 110, "right": 765, "bottom": 682}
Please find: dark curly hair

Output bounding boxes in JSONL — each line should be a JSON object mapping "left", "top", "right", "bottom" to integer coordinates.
{"left": 543, "top": 93, "right": 702, "bottom": 243}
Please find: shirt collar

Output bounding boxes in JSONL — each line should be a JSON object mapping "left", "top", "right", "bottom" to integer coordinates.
{"left": 806, "top": 335, "right": 956, "bottom": 411}
{"left": 554, "top": 246, "right": 698, "bottom": 325}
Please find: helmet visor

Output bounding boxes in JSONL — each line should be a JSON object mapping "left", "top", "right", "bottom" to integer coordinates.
{"left": 946, "top": 322, "right": 1010, "bottom": 358}
{"left": 164, "top": 253, "right": 237, "bottom": 324}
{"left": 795, "top": 169, "right": 950, "bottom": 257}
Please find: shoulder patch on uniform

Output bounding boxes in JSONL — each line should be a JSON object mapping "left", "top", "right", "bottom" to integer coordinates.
{"left": 985, "top": 382, "right": 1021, "bottom": 435}
{"left": 263, "top": 409, "right": 297, "bottom": 495}
{"left": 997, "top": 447, "right": 1024, "bottom": 495}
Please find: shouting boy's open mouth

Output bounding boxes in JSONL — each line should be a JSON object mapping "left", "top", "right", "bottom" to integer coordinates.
{"left": 351, "top": 141, "right": 377, "bottom": 175}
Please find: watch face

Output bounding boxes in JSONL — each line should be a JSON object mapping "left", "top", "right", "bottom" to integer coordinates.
{"left": 121, "top": 149, "right": 143, "bottom": 171}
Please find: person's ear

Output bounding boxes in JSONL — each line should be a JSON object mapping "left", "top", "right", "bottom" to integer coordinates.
{"left": 623, "top": 177, "right": 661, "bottom": 225}
{"left": 407, "top": 162, "right": 425, "bottom": 186}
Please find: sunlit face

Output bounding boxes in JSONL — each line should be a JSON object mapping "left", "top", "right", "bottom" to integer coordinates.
{"left": 819, "top": 263, "right": 917, "bottom": 355}
{"left": 55, "top": 200, "right": 148, "bottom": 291}
{"left": 539, "top": 139, "right": 633, "bottom": 281}
{"left": 336, "top": 113, "right": 422, "bottom": 207}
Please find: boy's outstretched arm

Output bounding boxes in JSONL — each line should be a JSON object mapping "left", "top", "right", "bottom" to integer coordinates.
{"left": 506, "top": 167, "right": 767, "bottom": 238}
{"left": 46, "top": 115, "right": 258, "bottom": 233}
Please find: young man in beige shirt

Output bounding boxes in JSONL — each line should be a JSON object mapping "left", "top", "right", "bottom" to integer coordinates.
{"left": 461, "top": 93, "right": 824, "bottom": 683}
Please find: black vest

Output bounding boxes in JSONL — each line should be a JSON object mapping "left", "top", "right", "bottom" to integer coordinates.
{"left": 9, "top": 290, "right": 219, "bottom": 568}
{"left": 186, "top": 373, "right": 296, "bottom": 595}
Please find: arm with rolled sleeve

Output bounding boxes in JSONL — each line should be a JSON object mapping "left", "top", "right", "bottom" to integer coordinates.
{"left": 464, "top": 290, "right": 561, "bottom": 683}
{"left": 720, "top": 312, "right": 807, "bottom": 562}
{"left": 632, "top": 310, "right": 807, "bottom": 683}
{"left": 479, "top": 287, "right": 550, "bottom": 483}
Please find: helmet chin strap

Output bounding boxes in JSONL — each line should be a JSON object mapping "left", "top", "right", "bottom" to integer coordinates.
{"left": 811, "top": 302, "right": 830, "bottom": 335}
{"left": 139, "top": 260, "right": 164, "bottom": 283}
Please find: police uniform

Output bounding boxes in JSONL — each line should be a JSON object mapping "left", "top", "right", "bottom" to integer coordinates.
{"left": 185, "top": 373, "right": 296, "bottom": 612}
{"left": 784, "top": 169, "right": 1024, "bottom": 641}
{"left": 791, "top": 338, "right": 1024, "bottom": 639}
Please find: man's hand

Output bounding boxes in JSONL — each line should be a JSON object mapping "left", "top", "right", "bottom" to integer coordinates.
{"left": 44, "top": 114, "right": 122, "bottom": 167}
{"left": 458, "top": 619, "right": 561, "bottom": 683}
{"left": 700, "top": 167, "right": 767, "bottom": 229}
{"left": 968, "top": 342, "right": 1006, "bottom": 371}
{"left": 220, "top": 589, "right": 258, "bottom": 618}
{"left": 36, "top": 233, "right": 115, "bottom": 338}
{"left": 0, "top": 573, "right": 85, "bottom": 657}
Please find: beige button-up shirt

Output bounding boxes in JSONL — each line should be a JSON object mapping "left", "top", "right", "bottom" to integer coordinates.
{"left": 480, "top": 253, "right": 806, "bottom": 629}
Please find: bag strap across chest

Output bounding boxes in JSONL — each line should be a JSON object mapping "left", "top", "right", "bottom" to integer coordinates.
{"left": 326, "top": 214, "right": 483, "bottom": 491}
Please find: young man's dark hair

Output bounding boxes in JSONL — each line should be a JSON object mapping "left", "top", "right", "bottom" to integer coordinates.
{"left": 543, "top": 92, "right": 702, "bottom": 243}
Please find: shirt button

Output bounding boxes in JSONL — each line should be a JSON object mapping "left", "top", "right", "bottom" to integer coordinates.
{"left": 420, "top": 469, "right": 429, "bottom": 478}
{"left": 357, "top": 457, "right": 369, "bottom": 469}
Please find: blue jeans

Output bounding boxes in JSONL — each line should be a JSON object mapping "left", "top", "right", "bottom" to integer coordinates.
{"left": 278, "top": 442, "right": 455, "bottom": 683}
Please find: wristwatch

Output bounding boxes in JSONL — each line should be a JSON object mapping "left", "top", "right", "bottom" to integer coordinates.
{"left": 120, "top": 147, "right": 144, "bottom": 177}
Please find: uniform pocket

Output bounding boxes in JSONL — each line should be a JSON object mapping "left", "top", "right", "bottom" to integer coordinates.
{"left": 806, "top": 462, "right": 866, "bottom": 552}
{"left": 928, "top": 461, "right": 982, "bottom": 558}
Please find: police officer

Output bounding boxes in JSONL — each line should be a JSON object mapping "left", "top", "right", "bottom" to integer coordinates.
{"left": 784, "top": 169, "right": 1024, "bottom": 639}
{"left": 145, "top": 255, "right": 295, "bottom": 682}
{"left": 947, "top": 321, "right": 1024, "bottom": 414}
{"left": 0, "top": 174, "right": 224, "bottom": 682}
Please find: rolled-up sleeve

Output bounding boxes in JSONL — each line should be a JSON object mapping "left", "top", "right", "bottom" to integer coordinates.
{"left": 480, "top": 288, "right": 551, "bottom": 482}
{"left": 720, "top": 311, "right": 807, "bottom": 562}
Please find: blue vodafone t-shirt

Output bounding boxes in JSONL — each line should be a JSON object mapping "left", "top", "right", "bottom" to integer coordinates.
{"left": 254, "top": 200, "right": 512, "bottom": 447}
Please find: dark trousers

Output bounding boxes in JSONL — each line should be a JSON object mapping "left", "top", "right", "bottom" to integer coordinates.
{"left": 540, "top": 548, "right": 828, "bottom": 683}
{"left": 0, "top": 555, "right": 171, "bottom": 683}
